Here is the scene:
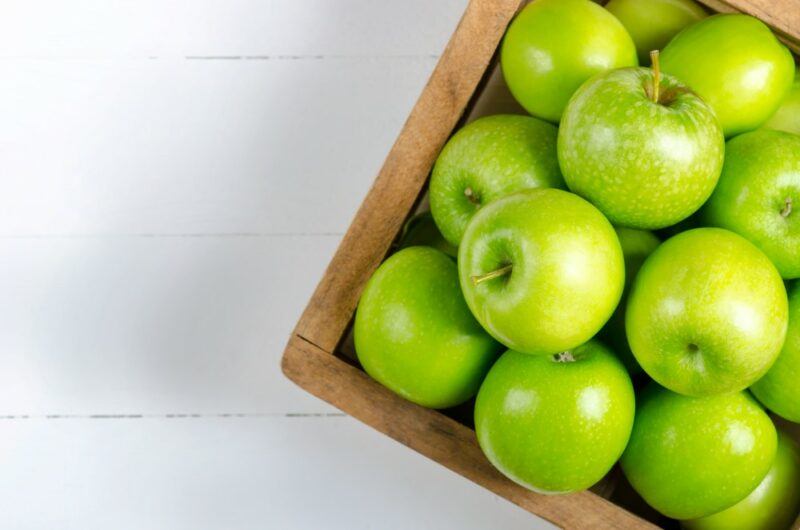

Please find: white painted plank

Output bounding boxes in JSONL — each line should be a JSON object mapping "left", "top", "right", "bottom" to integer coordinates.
{"left": 0, "top": 416, "right": 552, "bottom": 530}
{"left": 0, "top": 0, "right": 467, "bottom": 58}
{"left": 0, "top": 1, "right": 560, "bottom": 529}
{"left": 0, "top": 57, "right": 435, "bottom": 236}
{"left": 0, "top": 236, "right": 342, "bottom": 414}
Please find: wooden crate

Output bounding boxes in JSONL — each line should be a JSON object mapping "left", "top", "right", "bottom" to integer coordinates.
{"left": 282, "top": 1, "right": 800, "bottom": 528}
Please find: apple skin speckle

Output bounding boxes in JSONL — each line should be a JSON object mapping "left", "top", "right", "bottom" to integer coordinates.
{"left": 475, "top": 342, "right": 635, "bottom": 494}
{"left": 660, "top": 14, "right": 796, "bottom": 137}
{"left": 458, "top": 188, "right": 624, "bottom": 355}
{"left": 430, "top": 114, "right": 564, "bottom": 246}
{"left": 625, "top": 228, "right": 788, "bottom": 396}
{"left": 681, "top": 430, "right": 800, "bottom": 530}
{"left": 702, "top": 129, "right": 800, "bottom": 279}
{"left": 500, "top": 0, "right": 638, "bottom": 122}
{"left": 558, "top": 67, "right": 724, "bottom": 230}
{"left": 354, "top": 247, "right": 502, "bottom": 409}
{"left": 752, "top": 281, "right": 800, "bottom": 423}
{"left": 621, "top": 384, "right": 777, "bottom": 520}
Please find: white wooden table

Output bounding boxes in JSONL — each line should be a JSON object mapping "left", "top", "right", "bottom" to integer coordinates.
{"left": 0, "top": 1, "right": 553, "bottom": 528}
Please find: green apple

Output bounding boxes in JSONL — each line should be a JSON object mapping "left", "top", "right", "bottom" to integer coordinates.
{"left": 429, "top": 114, "right": 563, "bottom": 246}
{"left": 605, "top": 0, "right": 707, "bottom": 64}
{"left": 752, "top": 281, "right": 800, "bottom": 423}
{"left": 660, "top": 14, "right": 796, "bottom": 137}
{"left": 398, "top": 211, "right": 457, "bottom": 258}
{"left": 626, "top": 228, "right": 788, "bottom": 396}
{"left": 459, "top": 188, "right": 624, "bottom": 355}
{"left": 763, "top": 74, "right": 800, "bottom": 135}
{"left": 354, "top": 246, "right": 501, "bottom": 409}
{"left": 703, "top": 130, "right": 800, "bottom": 279}
{"left": 475, "top": 341, "right": 635, "bottom": 493}
{"left": 621, "top": 384, "right": 777, "bottom": 520}
{"left": 599, "top": 228, "right": 660, "bottom": 374}
{"left": 500, "top": 0, "right": 637, "bottom": 122}
{"left": 558, "top": 61, "right": 724, "bottom": 229}
{"left": 681, "top": 430, "right": 800, "bottom": 530}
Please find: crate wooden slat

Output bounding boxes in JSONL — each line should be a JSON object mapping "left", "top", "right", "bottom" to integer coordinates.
{"left": 717, "top": 0, "right": 800, "bottom": 41}
{"left": 283, "top": 334, "right": 657, "bottom": 529}
{"left": 283, "top": 1, "right": 800, "bottom": 528}
{"left": 292, "top": 0, "right": 522, "bottom": 354}
{"left": 699, "top": 0, "right": 800, "bottom": 52}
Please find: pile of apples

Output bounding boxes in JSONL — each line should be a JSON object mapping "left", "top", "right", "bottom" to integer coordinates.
{"left": 353, "top": 0, "right": 800, "bottom": 527}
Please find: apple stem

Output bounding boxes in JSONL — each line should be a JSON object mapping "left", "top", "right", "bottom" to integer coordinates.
{"left": 464, "top": 187, "right": 480, "bottom": 206}
{"left": 650, "top": 50, "right": 661, "bottom": 104}
{"left": 782, "top": 197, "right": 793, "bottom": 218}
{"left": 471, "top": 264, "right": 512, "bottom": 286}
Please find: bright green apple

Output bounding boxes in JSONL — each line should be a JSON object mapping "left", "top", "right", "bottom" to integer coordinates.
{"left": 398, "top": 211, "right": 457, "bottom": 258}
{"left": 626, "top": 228, "right": 788, "bottom": 396}
{"left": 459, "top": 188, "right": 624, "bottom": 355}
{"left": 558, "top": 63, "right": 724, "bottom": 229}
{"left": 681, "top": 430, "right": 800, "bottom": 530}
{"left": 599, "top": 228, "right": 660, "bottom": 374}
{"left": 475, "top": 341, "right": 635, "bottom": 493}
{"left": 354, "top": 246, "right": 501, "bottom": 409}
{"left": 763, "top": 74, "right": 800, "bottom": 135}
{"left": 703, "top": 130, "right": 800, "bottom": 279}
{"left": 500, "top": 0, "right": 637, "bottom": 122}
{"left": 752, "top": 280, "right": 800, "bottom": 423}
{"left": 605, "top": 0, "right": 707, "bottom": 64}
{"left": 429, "top": 114, "right": 563, "bottom": 246}
{"left": 621, "top": 384, "right": 777, "bottom": 520}
{"left": 661, "top": 14, "right": 796, "bottom": 137}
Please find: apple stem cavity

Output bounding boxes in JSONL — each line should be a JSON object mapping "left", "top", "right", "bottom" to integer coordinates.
{"left": 781, "top": 197, "right": 793, "bottom": 218}
{"left": 552, "top": 351, "right": 575, "bottom": 363}
{"left": 649, "top": 50, "right": 661, "bottom": 104}
{"left": 471, "top": 264, "right": 512, "bottom": 286}
{"left": 464, "top": 187, "right": 481, "bottom": 206}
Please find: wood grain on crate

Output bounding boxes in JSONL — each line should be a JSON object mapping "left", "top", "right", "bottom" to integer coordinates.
{"left": 293, "top": 0, "right": 521, "bottom": 353}
{"left": 283, "top": 0, "right": 800, "bottom": 528}
{"left": 698, "top": 0, "right": 800, "bottom": 52}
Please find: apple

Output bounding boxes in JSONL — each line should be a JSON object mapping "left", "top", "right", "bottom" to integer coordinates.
{"left": 475, "top": 341, "right": 635, "bottom": 494}
{"left": 500, "top": 0, "right": 637, "bottom": 122}
{"left": 751, "top": 280, "right": 800, "bottom": 423}
{"left": 620, "top": 384, "right": 777, "bottom": 520}
{"left": 681, "top": 430, "right": 800, "bottom": 530}
{"left": 429, "top": 114, "right": 563, "bottom": 246}
{"left": 763, "top": 73, "right": 800, "bottom": 135}
{"left": 398, "top": 211, "right": 457, "bottom": 258}
{"left": 605, "top": 0, "right": 707, "bottom": 65}
{"left": 558, "top": 57, "right": 724, "bottom": 229}
{"left": 702, "top": 130, "right": 800, "bottom": 279}
{"left": 626, "top": 228, "right": 788, "bottom": 396}
{"left": 660, "top": 14, "right": 796, "bottom": 137}
{"left": 354, "top": 246, "right": 501, "bottom": 409}
{"left": 458, "top": 188, "right": 624, "bottom": 355}
{"left": 598, "top": 228, "right": 660, "bottom": 374}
